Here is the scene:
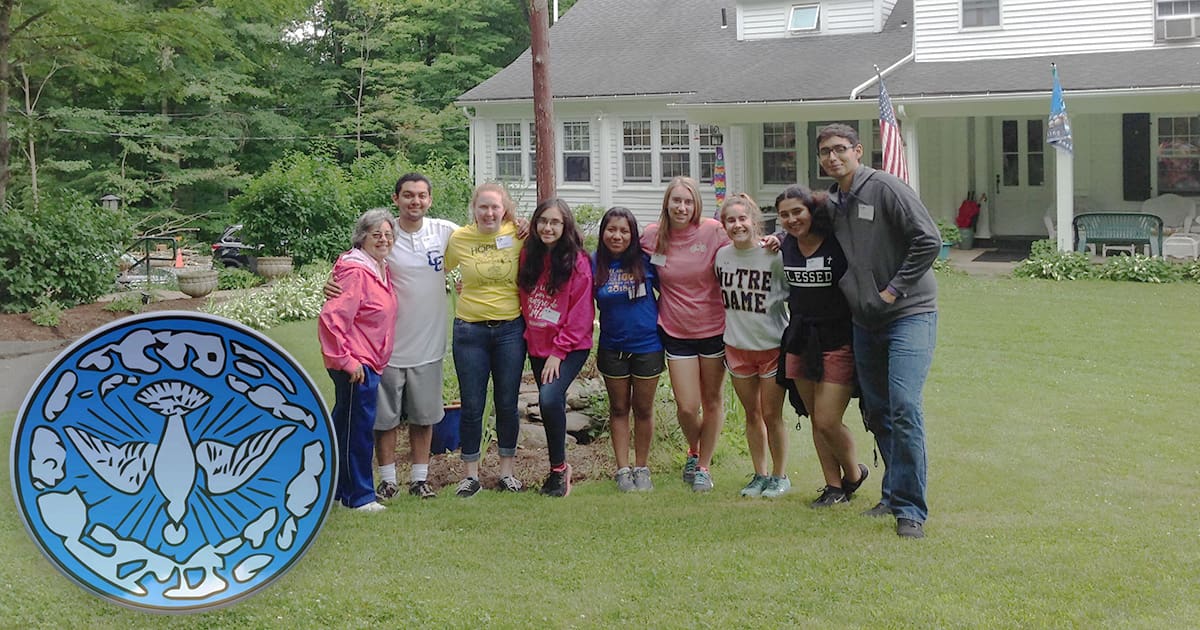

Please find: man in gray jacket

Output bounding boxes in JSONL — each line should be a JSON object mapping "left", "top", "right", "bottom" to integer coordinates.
{"left": 817, "top": 123, "right": 939, "bottom": 539}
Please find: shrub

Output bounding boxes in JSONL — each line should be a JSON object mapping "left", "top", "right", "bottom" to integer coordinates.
{"left": 345, "top": 155, "right": 472, "bottom": 227}
{"left": 29, "top": 295, "right": 63, "bottom": 327}
{"left": 217, "top": 267, "right": 263, "bottom": 290}
{"left": 1095, "top": 253, "right": 1182, "bottom": 283}
{"left": 0, "top": 192, "right": 132, "bottom": 312}
{"left": 936, "top": 218, "right": 961, "bottom": 245}
{"left": 232, "top": 152, "right": 354, "bottom": 265}
{"left": 103, "top": 293, "right": 145, "bottom": 314}
{"left": 932, "top": 258, "right": 964, "bottom": 275}
{"left": 1012, "top": 239, "right": 1094, "bottom": 281}
{"left": 1182, "top": 259, "right": 1200, "bottom": 284}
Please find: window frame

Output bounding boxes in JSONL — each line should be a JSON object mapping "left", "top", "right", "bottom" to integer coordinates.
{"left": 1155, "top": 114, "right": 1200, "bottom": 196}
{"left": 561, "top": 120, "right": 592, "bottom": 184}
{"left": 762, "top": 122, "right": 797, "bottom": 186}
{"left": 619, "top": 119, "right": 723, "bottom": 186}
{"left": 787, "top": 4, "right": 821, "bottom": 32}
{"left": 961, "top": 0, "right": 1001, "bottom": 29}
{"left": 495, "top": 122, "right": 526, "bottom": 182}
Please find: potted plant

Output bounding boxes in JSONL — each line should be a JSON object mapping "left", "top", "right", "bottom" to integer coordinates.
{"left": 176, "top": 269, "right": 219, "bottom": 297}
{"left": 936, "top": 219, "right": 961, "bottom": 260}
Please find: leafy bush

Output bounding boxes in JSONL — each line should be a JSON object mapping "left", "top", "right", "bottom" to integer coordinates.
{"left": 103, "top": 293, "right": 145, "bottom": 314}
{"left": 233, "top": 152, "right": 354, "bottom": 265}
{"left": 217, "top": 267, "right": 264, "bottom": 290}
{"left": 936, "top": 218, "right": 961, "bottom": 245}
{"left": 932, "top": 258, "right": 964, "bottom": 275}
{"left": 345, "top": 155, "right": 472, "bottom": 227}
{"left": 0, "top": 192, "right": 132, "bottom": 312}
{"left": 1183, "top": 259, "right": 1200, "bottom": 283}
{"left": 1012, "top": 240, "right": 1094, "bottom": 281}
{"left": 29, "top": 295, "right": 63, "bottom": 327}
{"left": 205, "top": 261, "right": 330, "bottom": 330}
{"left": 1095, "top": 253, "right": 1182, "bottom": 283}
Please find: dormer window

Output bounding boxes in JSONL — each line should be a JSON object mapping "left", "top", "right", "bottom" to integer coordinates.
{"left": 787, "top": 4, "right": 820, "bottom": 32}
{"left": 962, "top": 0, "right": 1000, "bottom": 28}
{"left": 1157, "top": 0, "right": 1200, "bottom": 41}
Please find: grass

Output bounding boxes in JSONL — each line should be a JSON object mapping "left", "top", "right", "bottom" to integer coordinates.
{"left": 3, "top": 275, "right": 1199, "bottom": 627}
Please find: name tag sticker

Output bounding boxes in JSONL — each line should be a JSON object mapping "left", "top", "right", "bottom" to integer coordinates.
{"left": 857, "top": 204, "right": 875, "bottom": 221}
{"left": 540, "top": 308, "right": 561, "bottom": 324}
{"left": 422, "top": 234, "right": 440, "bottom": 251}
{"left": 649, "top": 253, "right": 667, "bottom": 266}
{"left": 805, "top": 257, "right": 824, "bottom": 270}
{"left": 495, "top": 235, "right": 514, "bottom": 249}
{"left": 628, "top": 284, "right": 647, "bottom": 299}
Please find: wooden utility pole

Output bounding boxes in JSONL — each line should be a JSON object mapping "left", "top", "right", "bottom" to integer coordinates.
{"left": 528, "top": 0, "right": 556, "bottom": 202}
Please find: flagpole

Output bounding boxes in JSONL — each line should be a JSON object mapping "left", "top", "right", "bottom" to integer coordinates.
{"left": 1049, "top": 63, "right": 1075, "bottom": 253}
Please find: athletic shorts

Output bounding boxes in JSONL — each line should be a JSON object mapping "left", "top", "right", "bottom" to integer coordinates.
{"left": 375, "top": 361, "right": 445, "bottom": 429}
{"left": 785, "top": 345, "right": 855, "bottom": 386}
{"left": 658, "top": 327, "right": 725, "bottom": 361}
{"left": 596, "top": 348, "right": 665, "bottom": 379}
{"left": 724, "top": 346, "right": 779, "bottom": 379}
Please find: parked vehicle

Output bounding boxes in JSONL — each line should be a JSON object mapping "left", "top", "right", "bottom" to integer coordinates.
{"left": 211, "top": 224, "right": 255, "bottom": 269}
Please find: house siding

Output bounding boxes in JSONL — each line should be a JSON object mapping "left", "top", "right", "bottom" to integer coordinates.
{"left": 738, "top": 0, "right": 878, "bottom": 41}
{"left": 914, "top": 0, "right": 1163, "bottom": 62}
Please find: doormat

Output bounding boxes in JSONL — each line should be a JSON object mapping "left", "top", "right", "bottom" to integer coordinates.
{"left": 972, "top": 249, "right": 1028, "bottom": 263}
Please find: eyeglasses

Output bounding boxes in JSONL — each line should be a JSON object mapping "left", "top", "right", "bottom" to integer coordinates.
{"left": 369, "top": 231, "right": 395, "bottom": 241}
{"left": 536, "top": 218, "right": 564, "bottom": 228}
{"left": 818, "top": 144, "right": 854, "bottom": 158}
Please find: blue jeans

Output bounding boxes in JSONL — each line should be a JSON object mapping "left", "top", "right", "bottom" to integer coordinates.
{"left": 852, "top": 311, "right": 937, "bottom": 523}
{"left": 530, "top": 349, "right": 590, "bottom": 467}
{"left": 328, "top": 367, "right": 381, "bottom": 508}
{"left": 453, "top": 318, "right": 526, "bottom": 462}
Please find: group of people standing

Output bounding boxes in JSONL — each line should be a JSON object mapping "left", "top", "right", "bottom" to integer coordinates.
{"left": 316, "top": 123, "right": 940, "bottom": 538}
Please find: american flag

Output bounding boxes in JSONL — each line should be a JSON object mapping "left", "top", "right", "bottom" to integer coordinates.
{"left": 878, "top": 76, "right": 909, "bottom": 183}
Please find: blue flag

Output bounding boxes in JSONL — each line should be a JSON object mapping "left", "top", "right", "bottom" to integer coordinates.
{"left": 1048, "top": 64, "right": 1072, "bottom": 153}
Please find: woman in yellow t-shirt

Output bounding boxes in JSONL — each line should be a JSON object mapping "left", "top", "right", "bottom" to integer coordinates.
{"left": 444, "top": 182, "right": 526, "bottom": 497}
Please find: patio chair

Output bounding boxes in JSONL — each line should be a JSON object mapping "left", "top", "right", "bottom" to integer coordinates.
{"left": 1144, "top": 194, "right": 1199, "bottom": 259}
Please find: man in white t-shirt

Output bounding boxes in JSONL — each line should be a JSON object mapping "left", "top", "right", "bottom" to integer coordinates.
{"left": 373, "top": 173, "right": 459, "bottom": 499}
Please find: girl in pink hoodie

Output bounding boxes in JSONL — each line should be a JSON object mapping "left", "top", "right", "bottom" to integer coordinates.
{"left": 319, "top": 208, "right": 398, "bottom": 512}
{"left": 518, "top": 198, "right": 594, "bottom": 497}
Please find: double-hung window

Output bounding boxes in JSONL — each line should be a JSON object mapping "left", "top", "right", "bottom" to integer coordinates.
{"left": 763, "top": 122, "right": 797, "bottom": 185}
{"left": 621, "top": 120, "right": 723, "bottom": 184}
{"left": 1157, "top": 115, "right": 1200, "bottom": 195}
{"left": 495, "top": 123, "right": 524, "bottom": 181}
{"left": 562, "top": 121, "right": 591, "bottom": 183}
{"left": 962, "top": 0, "right": 1000, "bottom": 28}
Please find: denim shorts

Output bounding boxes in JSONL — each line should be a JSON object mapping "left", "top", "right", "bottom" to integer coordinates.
{"left": 596, "top": 347, "right": 665, "bottom": 379}
{"left": 658, "top": 327, "right": 725, "bottom": 360}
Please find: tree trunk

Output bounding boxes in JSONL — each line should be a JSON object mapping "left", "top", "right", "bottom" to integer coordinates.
{"left": 528, "top": 0, "right": 555, "bottom": 203}
{"left": 20, "top": 67, "right": 35, "bottom": 208}
{"left": 0, "top": 0, "right": 13, "bottom": 210}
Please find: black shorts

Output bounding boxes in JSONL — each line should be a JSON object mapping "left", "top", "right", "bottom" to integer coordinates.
{"left": 658, "top": 326, "right": 725, "bottom": 360}
{"left": 596, "top": 348, "right": 665, "bottom": 379}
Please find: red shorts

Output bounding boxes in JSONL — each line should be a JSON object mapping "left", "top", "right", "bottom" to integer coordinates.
{"left": 785, "top": 345, "right": 855, "bottom": 385}
{"left": 724, "top": 346, "right": 779, "bottom": 379}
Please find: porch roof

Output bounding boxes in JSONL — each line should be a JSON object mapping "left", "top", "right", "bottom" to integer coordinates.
{"left": 457, "top": 0, "right": 913, "bottom": 106}
{"left": 882, "top": 48, "right": 1200, "bottom": 100}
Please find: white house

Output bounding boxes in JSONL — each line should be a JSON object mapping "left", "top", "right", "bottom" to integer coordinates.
{"left": 457, "top": 0, "right": 1200, "bottom": 241}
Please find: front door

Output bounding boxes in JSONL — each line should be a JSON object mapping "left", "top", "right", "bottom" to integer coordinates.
{"left": 991, "top": 118, "right": 1054, "bottom": 236}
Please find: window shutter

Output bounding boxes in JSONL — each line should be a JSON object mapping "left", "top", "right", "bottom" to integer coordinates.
{"left": 1122, "top": 114, "right": 1151, "bottom": 202}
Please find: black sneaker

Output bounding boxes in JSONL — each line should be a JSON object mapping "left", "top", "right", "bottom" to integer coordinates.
{"left": 540, "top": 464, "right": 572, "bottom": 497}
{"left": 841, "top": 463, "right": 869, "bottom": 497}
{"left": 455, "top": 477, "right": 481, "bottom": 498}
{"left": 810, "top": 485, "right": 848, "bottom": 508}
{"left": 409, "top": 480, "right": 436, "bottom": 499}
{"left": 861, "top": 501, "right": 891, "bottom": 517}
{"left": 375, "top": 480, "right": 399, "bottom": 502}
{"left": 897, "top": 518, "right": 926, "bottom": 539}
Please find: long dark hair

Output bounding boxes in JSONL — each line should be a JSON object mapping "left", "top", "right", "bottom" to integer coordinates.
{"left": 775, "top": 185, "right": 835, "bottom": 236}
{"left": 593, "top": 206, "right": 646, "bottom": 288}
{"left": 518, "top": 198, "right": 585, "bottom": 295}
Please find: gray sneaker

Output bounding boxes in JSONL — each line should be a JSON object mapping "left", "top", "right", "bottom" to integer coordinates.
{"left": 632, "top": 467, "right": 654, "bottom": 491}
{"left": 615, "top": 468, "right": 635, "bottom": 492}
{"left": 761, "top": 475, "right": 791, "bottom": 498}
{"left": 682, "top": 455, "right": 699, "bottom": 483}
{"left": 740, "top": 473, "right": 769, "bottom": 497}
{"left": 692, "top": 468, "right": 714, "bottom": 492}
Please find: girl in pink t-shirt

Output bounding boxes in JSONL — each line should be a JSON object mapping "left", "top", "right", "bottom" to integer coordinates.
{"left": 640, "top": 176, "right": 730, "bottom": 492}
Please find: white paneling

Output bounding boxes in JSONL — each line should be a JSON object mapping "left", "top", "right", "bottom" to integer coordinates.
{"left": 739, "top": 0, "right": 878, "bottom": 39}
{"left": 914, "top": 0, "right": 1167, "bottom": 61}
{"left": 823, "top": 0, "right": 877, "bottom": 33}
{"left": 740, "top": 3, "right": 788, "bottom": 40}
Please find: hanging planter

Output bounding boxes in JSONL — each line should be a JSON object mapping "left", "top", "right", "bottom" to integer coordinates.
{"left": 176, "top": 269, "right": 219, "bottom": 298}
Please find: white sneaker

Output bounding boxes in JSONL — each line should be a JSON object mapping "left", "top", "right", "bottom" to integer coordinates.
{"left": 354, "top": 501, "right": 386, "bottom": 512}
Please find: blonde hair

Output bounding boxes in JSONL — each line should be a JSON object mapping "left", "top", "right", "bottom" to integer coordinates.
{"left": 718, "top": 193, "right": 764, "bottom": 241}
{"left": 470, "top": 182, "right": 518, "bottom": 225}
{"left": 654, "top": 176, "right": 703, "bottom": 255}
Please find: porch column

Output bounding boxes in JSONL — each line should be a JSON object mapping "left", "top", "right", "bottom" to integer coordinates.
{"left": 902, "top": 115, "right": 920, "bottom": 196}
{"left": 1054, "top": 148, "right": 1074, "bottom": 252}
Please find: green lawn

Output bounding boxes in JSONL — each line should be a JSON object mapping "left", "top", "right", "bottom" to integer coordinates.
{"left": 3, "top": 275, "right": 1199, "bottom": 627}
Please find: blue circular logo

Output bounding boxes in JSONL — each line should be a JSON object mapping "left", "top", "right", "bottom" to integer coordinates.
{"left": 9, "top": 312, "right": 336, "bottom": 612}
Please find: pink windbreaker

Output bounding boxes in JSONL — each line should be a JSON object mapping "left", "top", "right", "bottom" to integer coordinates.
{"left": 519, "top": 251, "right": 595, "bottom": 360}
{"left": 318, "top": 248, "right": 397, "bottom": 375}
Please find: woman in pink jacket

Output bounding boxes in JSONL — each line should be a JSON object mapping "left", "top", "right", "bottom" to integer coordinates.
{"left": 518, "top": 198, "right": 594, "bottom": 497}
{"left": 319, "top": 208, "right": 398, "bottom": 512}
